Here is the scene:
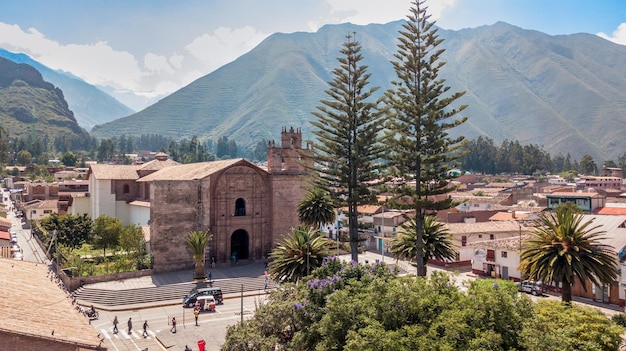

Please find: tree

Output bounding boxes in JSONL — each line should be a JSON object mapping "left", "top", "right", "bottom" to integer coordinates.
{"left": 520, "top": 209, "right": 617, "bottom": 303}
{"left": 389, "top": 215, "right": 456, "bottom": 273}
{"left": 268, "top": 226, "right": 333, "bottom": 283}
{"left": 16, "top": 150, "right": 32, "bottom": 165}
{"left": 579, "top": 154, "right": 598, "bottom": 175}
{"left": 60, "top": 151, "right": 78, "bottom": 167}
{"left": 297, "top": 188, "right": 336, "bottom": 232}
{"left": 308, "top": 34, "right": 385, "bottom": 262}
{"left": 92, "top": 215, "right": 123, "bottom": 273}
{"left": 0, "top": 126, "right": 9, "bottom": 165}
{"left": 119, "top": 224, "right": 146, "bottom": 269}
{"left": 519, "top": 300, "right": 623, "bottom": 351}
{"left": 185, "top": 230, "right": 212, "bottom": 279}
{"left": 40, "top": 213, "right": 93, "bottom": 250}
{"left": 383, "top": 0, "right": 468, "bottom": 276}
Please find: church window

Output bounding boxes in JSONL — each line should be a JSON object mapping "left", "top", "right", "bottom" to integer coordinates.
{"left": 235, "top": 198, "right": 246, "bottom": 216}
{"left": 123, "top": 184, "right": 130, "bottom": 194}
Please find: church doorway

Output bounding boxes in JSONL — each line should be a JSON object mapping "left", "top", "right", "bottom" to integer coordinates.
{"left": 230, "top": 229, "right": 249, "bottom": 260}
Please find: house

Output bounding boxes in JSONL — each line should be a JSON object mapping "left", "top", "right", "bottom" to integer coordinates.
{"left": 545, "top": 191, "right": 605, "bottom": 212}
{"left": 471, "top": 214, "right": 626, "bottom": 306}
{"left": 23, "top": 199, "right": 58, "bottom": 228}
{"left": 0, "top": 259, "right": 102, "bottom": 350}
{"left": 577, "top": 176, "right": 622, "bottom": 191}
{"left": 86, "top": 152, "right": 180, "bottom": 226}
{"left": 446, "top": 221, "right": 527, "bottom": 267}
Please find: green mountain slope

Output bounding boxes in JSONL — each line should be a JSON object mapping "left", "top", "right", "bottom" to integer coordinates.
{"left": 0, "top": 49, "right": 134, "bottom": 131}
{"left": 91, "top": 21, "right": 626, "bottom": 161}
{"left": 0, "top": 57, "right": 90, "bottom": 141}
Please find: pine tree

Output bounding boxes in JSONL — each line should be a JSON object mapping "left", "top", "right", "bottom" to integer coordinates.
{"left": 308, "top": 34, "right": 385, "bottom": 262}
{"left": 384, "top": 0, "right": 468, "bottom": 276}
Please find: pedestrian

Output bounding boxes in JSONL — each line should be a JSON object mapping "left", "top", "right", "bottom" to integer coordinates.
{"left": 208, "top": 271, "right": 212, "bottom": 282}
{"left": 211, "top": 256, "right": 216, "bottom": 268}
{"left": 142, "top": 320, "right": 149, "bottom": 338}
{"left": 127, "top": 317, "right": 132, "bottom": 334}
{"left": 171, "top": 317, "right": 176, "bottom": 333}
{"left": 264, "top": 257, "right": 269, "bottom": 268}
{"left": 194, "top": 307, "right": 200, "bottom": 326}
{"left": 264, "top": 277, "right": 268, "bottom": 291}
{"left": 112, "top": 316, "right": 118, "bottom": 334}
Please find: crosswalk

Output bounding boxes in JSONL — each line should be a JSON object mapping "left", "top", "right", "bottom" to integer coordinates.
{"left": 99, "top": 328, "right": 160, "bottom": 340}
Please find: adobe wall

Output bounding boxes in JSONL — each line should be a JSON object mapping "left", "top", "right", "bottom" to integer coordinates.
{"left": 150, "top": 179, "right": 205, "bottom": 272}
{"left": 150, "top": 164, "right": 272, "bottom": 273}
{"left": 0, "top": 331, "right": 99, "bottom": 351}
{"left": 211, "top": 165, "right": 271, "bottom": 262}
{"left": 270, "top": 174, "right": 308, "bottom": 244}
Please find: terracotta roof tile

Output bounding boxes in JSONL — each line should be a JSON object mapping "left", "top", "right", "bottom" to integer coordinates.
{"left": 0, "top": 259, "right": 101, "bottom": 348}
{"left": 88, "top": 164, "right": 141, "bottom": 180}
{"left": 137, "top": 159, "right": 261, "bottom": 182}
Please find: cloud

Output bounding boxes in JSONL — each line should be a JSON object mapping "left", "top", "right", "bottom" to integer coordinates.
{"left": 185, "top": 26, "right": 268, "bottom": 73}
{"left": 597, "top": 23, "right": 626, "bottom": 46}
{"left": 312, "top": 0, "right": 458, "bottom": 30}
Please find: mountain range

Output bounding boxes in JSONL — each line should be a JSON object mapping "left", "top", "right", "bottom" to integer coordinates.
{"left": 2, "top": 20, "right": 626, "bottom": 162}
{"left": 0, "top": 57, "right": 90, "bottom": 141}
{"left": 0, "top": 48, "right": 134, "bottom": 131}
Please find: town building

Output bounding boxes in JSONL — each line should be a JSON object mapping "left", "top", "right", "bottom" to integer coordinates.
{"left": 85, "top": 127, "right": 311, "bottom": 273}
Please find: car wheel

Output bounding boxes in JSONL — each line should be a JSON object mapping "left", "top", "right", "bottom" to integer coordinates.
{"left": 531, "top": 290, "right": 538, "bottom": 296}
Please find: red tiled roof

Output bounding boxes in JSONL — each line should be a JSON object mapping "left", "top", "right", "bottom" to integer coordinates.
{"left": 595, "top": 207, "right": 626, "bottom": 215}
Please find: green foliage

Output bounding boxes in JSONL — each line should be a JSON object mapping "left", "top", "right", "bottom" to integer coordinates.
{"left": 521, "top": 210, "right": 617, "bottom": 303}
{"left": 297, "top": 187, "right": 336, "bottom": 230}
{"left": 224, "top": 261, "right": 622, "bottom": 351}
{"left": 16, "top": 149, "right": 32, "bottom": 165}
{"left": 308, "top": 34, "right": 385, "bottom": 262}
{"left": 92, "top": 214, "right": 123, "bottom": 273}
{"left": 185, "top": 230, "right": 212, "bottom": 279}
{"left": 383, "top": 1, "right": 467, "bottom": 276}
{"left": 268, "top": 226, "right": 334, "bottom": 283}
{"left": 389, "top": 215, "right": 457, "bottom": 274}
{"left": 520, "top": 300, "right": 623, "bottom": 351}
{"left": 119, "top": 224, "right": 146, "bottom": 269}
{"left": 555, "top": 201, "right": 584, "bottom": 215}
{"left": 60, "top": 151, "right": 77, "bottom": 166}
{"left": 579, "top": 154, "right": 598, "bottom": 175}
{"left": 39, "top": 213, "right": 93, "bottom": 250}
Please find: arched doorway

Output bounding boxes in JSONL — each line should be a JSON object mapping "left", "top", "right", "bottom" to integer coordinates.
{"left": 230, "top": 229, "right": 249, "bottom": 260}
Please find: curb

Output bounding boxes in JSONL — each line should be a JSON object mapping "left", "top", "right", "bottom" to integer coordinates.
{"left": 78, "top": 289, "right": 271, "bottom": 312}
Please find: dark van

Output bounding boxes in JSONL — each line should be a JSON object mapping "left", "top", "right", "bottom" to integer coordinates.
{"left": 183, "top": 287, "right": 223, "bottom": 307}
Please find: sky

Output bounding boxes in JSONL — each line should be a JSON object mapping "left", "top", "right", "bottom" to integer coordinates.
{"left": 0, "top": 0, "right": 625, "bottom": 111}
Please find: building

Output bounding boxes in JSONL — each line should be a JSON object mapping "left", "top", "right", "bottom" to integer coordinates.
{"left": 0, "top": 259, "right": 102, "bottom": 350}
{"left": 86, "top": 127, "right": 311, "bottom": 273}
{"left": 577, "top": 176, "right": 622, "bottom": 191}
{"left": 545, "top": 191, "right": 605, "bottom": 212}
{"left": 471, "top": 214, "right": 626, "bottom": 306}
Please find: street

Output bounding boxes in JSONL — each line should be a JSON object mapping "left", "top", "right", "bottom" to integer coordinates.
{"left": 93, "top": 294, "right": 266, "bottom": 351}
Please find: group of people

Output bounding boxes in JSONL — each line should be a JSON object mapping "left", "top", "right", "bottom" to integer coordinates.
{"left": 111, "top": 316, "right": 149, "bottom": 338}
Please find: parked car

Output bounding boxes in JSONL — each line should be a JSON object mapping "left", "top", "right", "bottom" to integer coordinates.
{"left": 12, "top": 251, "right": 23, "bottom": 260}
{"left": 516, "top": 280, "right": 545, "bottom": 296}
{"left": 183, "top": 287, "right": 223, "bottom": 307}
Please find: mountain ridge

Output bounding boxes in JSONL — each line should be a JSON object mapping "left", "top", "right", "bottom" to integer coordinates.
{"left": 0, "top": 49, "right": 134, "bottom": 131}
{"left": 85, "top": 21, "right": 626, "bottom": 161}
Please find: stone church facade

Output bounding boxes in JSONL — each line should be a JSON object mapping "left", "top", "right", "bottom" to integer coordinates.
{"left": 137, "top": 127, "right": 311, "bottom": 273}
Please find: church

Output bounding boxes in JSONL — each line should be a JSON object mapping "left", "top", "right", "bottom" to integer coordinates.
{"left": 86, "top": 127, "right": 311, "bottom": 273}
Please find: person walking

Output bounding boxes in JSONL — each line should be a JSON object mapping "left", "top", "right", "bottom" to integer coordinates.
{"left": 142, "top": 320, "right": 149, "bottom": 338}
{"left": 112, "top": 316, "right": 118, "bottom": 334}
{"left": 194, "top": 306, "right": 200, "bottom": 326}
{"left": 127, "top": 317, "right": 132, "bottom": 335}
{"left": 171, "top": 317, "right": 177, "bottom": 333}
{"left": 264, "top": 277, "right": 268, "bottom": 291}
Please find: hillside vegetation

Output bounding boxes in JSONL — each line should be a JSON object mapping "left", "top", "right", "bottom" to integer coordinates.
{"left": 0, "top": 57, "right": 90, "bottom": 141}
{"left": 90, "top": 21, "right": 626, "bottom": 161}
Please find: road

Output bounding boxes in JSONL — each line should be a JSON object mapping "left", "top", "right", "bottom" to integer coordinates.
{"left": 3, "top": 194, "right": 49, "bottom": 265}
{"left": 92, "top": 294, "right": 265, "bottom": 351}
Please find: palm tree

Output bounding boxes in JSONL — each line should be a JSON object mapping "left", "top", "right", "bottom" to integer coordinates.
{"left": 520, "top": 210, "right": 617, "bottom": 303}
{"left": 268, "top": 226, "right": 334, "bottom": 283}
{"left": 389, "top": 215, "right": 456, "bottom": 275}
{"left": 297, "top": 188, "right": 336, "bottom": 231}
{"left": 185, "top": 230, "right": 212, "bottom": 279}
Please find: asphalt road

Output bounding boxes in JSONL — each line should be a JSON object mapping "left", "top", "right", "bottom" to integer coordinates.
{"left": 93, "top": 294, "right": 265, "bottom": 351}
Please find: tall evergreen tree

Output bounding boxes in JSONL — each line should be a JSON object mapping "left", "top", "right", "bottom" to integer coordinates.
{"left": 307, "top": 34, "right": 385, "bottom": 262}
{"left": 384, "top": 0, "right": 468, "bottom": 276}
